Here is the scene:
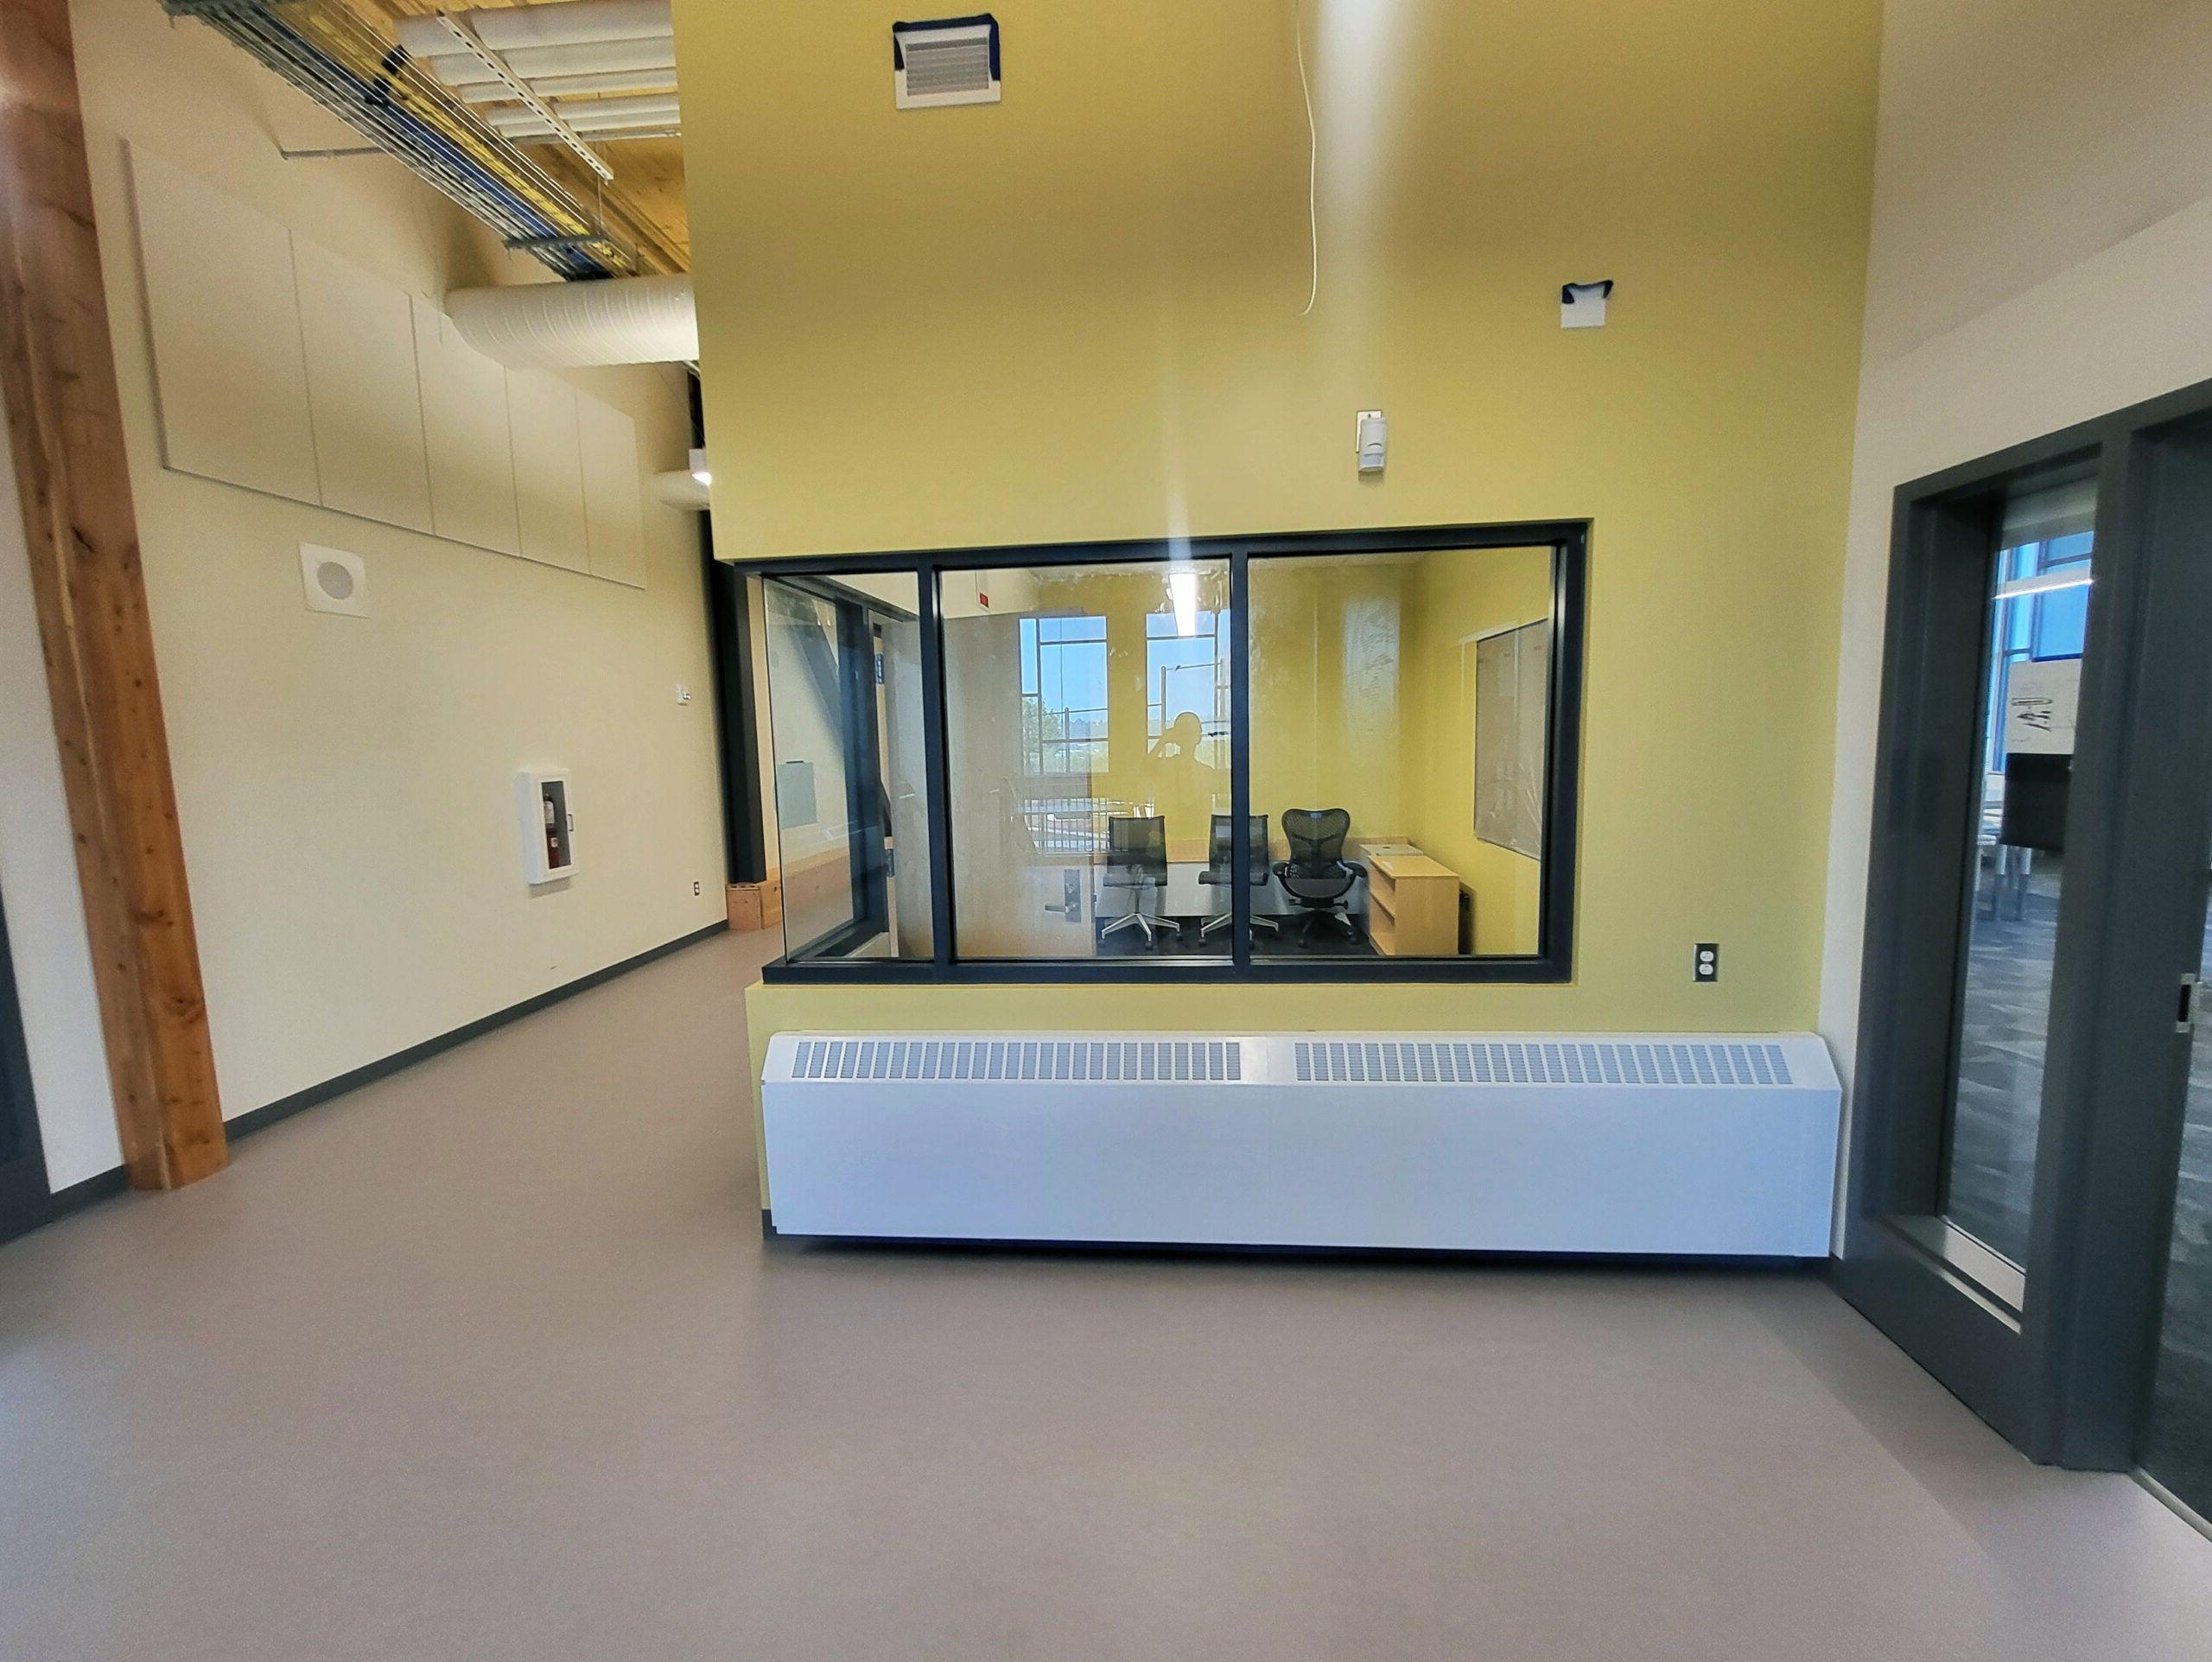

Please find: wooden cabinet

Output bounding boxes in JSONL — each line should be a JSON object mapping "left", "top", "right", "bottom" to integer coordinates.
{"left": 1365, "top": 853, "right": 1463, "bottom": 956}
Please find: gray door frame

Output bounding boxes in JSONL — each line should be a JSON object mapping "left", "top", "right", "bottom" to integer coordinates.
{"left": 0, "top": 887, "right": 54, "bottom": 1243}
{"left": 1838, "top": 375, "right": 2212, "bottom": 1467}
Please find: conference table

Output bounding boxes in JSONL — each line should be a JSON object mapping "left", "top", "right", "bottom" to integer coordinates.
{"left": 1090, "top": 859, "right": 1370, "bottom": 942}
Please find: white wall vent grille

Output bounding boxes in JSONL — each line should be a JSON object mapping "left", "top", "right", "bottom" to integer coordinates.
{"left": 791, "top": 1037, "right": 1243, "bottom": 1083}
{"left": 893, "top": 16, "right": 1001, "bottom": 109}
{"left": 1291, "top": 1038, "right": 1792, "bottom": 1088}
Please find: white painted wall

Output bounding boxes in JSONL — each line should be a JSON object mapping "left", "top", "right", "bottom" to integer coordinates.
{"left": 0, "top": 430, "right": 123, "bottom": 1189}
{"left": 0, "top": 0, "right": 724, "bottom": 1190}
{"left": 1818, "top": 0, "right": 2212, "bottom": 1177}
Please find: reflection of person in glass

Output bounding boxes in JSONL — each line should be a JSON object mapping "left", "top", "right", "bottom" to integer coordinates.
{"left": 1149, "top": 710, "right": 1205, "bottom": 766}
{"left": 1148, "top": 710, "right": 1222, "bottom": 828}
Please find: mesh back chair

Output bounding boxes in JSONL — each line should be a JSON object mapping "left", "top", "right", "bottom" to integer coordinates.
{"left": 1198, "top": 814, "right": 1277, "bottom": 939}
{"left": 1274, "top": 808, "right": 1361, "bottom": 941}
{"left": 1100, "top": 815, "right": 1173, "bottom": 945}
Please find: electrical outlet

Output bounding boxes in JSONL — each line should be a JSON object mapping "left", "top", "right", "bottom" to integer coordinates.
{"left": 693, "top": 880, "right": 702, "bottom": 896}
{"left": 1694, "top": 942, "right": 1719, "bottom": 983}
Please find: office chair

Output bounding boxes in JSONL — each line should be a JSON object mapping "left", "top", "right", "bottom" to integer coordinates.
{"left": 1198, "top": 813, "right": 1278, "bottom": 939}
{"left": 1274, "top": 808, "right": 1361, "bottom": 942}
{"left": 1099, "top": 815, "right": 1172, "bottom": 945}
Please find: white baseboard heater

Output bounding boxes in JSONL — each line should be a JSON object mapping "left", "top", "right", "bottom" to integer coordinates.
{"left": 760, "top": 1032, "right": 1841, "bottom": 1257}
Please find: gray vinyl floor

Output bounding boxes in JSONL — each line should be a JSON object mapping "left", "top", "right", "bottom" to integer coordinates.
{"left": 4, "top": 931, "right": 2211, "bottom": 1662}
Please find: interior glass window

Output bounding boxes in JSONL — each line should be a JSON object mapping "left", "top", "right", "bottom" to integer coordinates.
{"left": 941, "top": 560, "right": 1232, "bottom": 961}
{"left": 760, "top": 573, "right": 933, "bottom": 962}
{"left": 1246, "top": 546, "right": 1556, "bottom": 960}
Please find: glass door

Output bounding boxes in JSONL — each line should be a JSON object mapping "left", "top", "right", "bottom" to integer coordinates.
{"left": 2142, "top": 841, "right": 2212, "bottom": 1524}
{"left": 1910, "top": 492, "right": 2096, "bottom": 1304}
{"left": 1844, "top": 392, "right": 2212, "bottom": 1480}
{"left": 1860, "top": 473, "right": 2098, "bottom": 1317}
{"left": 760, "top": 574, "right": 934, "bottom": 965}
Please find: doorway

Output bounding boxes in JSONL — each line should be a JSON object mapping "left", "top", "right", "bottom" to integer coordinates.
{"left": 0, "top": 889, "right": 54, "bottom": 1243}
{"left": 1840, "top": 379, "right": 2212, "bottom": 1519}
{"left": 759, "top": 574, "right": 929, "bottom": 964}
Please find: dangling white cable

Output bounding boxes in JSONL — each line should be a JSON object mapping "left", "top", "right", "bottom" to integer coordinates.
{"left": 1294, "top": 3, "right": 1318, "bottom": 317}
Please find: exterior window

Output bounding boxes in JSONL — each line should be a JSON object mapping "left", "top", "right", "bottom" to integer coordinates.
{"left": 1145, "top": 606, "right": 1230, "bottom": 769}
{"left": 1982, "top": 530, "right": 2093, "bottom": 777}
{"left": 1019, "top": 614, "right": 1109, "bottom": 776}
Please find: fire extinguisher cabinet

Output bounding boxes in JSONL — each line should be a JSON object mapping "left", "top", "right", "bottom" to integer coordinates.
{"left": 518, "top": 770, "right": 577, "bottom": 885}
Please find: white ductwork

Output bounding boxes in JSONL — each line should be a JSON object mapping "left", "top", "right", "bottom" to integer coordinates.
{"left": 444, "top": 274, "right": 696, "bottom": 369}
{"left": 653, "top": 469, "right": 711, "bottom": 509}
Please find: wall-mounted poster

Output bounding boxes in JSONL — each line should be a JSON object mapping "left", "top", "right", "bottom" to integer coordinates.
{"left": 1475, "top": 618, "right": 1549, "bottom": 858}
{"left": 2004, "top": 657, "right": 2081, "bottom": 756}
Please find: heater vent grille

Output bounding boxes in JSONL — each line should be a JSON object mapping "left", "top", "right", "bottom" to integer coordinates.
{"left": 791, "top": 1037, "right": 1243, "bottom": 1083}
{"left": 1291, "top": 1039, "right": 1793, "bottom": 1088}
{"left": 893, "top": 16, "right": 1001, "bottom": 108}
{"left": 903, "top": 36, "right": 993, "bottom": 98}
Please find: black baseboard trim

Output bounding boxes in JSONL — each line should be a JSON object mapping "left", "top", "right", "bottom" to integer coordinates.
{"left": 230, "top": 921, "right": 728, "bottom": 1143}
{"left": 5, "top": 922, "right": 728, "bottom": 1248}
{"left": 1, "top": 1164, "right": 130, "bottom": 1249}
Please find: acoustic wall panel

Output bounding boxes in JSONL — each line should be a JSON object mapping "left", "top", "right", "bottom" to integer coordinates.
{"left": 506, "top": 370, "right": 590, "bottom": 573}
{"left": 294, "top": 238, "right": 435, "bottom": 533}
{"left": 128, "top": 144, "right": 320, "bottom": 505}
{"left": 412, "top": 299, "right": 519, "bottom": 555}
{"left": 128, "top": 148, "right": 655, "bottom": 588}
{"left": 576, "top": 393, "right": 645, "bottom": 588}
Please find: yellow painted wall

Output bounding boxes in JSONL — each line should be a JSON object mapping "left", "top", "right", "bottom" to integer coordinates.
{"left": 1401, "top": 548, "right": 1554, "bottom": 955}
{"left": 1249, "top": 559, "right": 1408, "bottom": 849}
{"left": 675, "top": 0, "right": 1883, "bottom": 1171}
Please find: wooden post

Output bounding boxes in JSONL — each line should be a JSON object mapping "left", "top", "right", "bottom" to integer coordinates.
{"left": 0, "top": 0, "right": 226, "bottom": 1187}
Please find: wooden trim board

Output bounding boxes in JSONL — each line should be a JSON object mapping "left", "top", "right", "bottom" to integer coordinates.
{"left": 0, "top": 0, "right": 226, "bottom": 1188}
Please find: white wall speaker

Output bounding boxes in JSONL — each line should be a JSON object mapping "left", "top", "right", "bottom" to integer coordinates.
{"left": 299, "top": 542, "right": 367, "bottom": 618}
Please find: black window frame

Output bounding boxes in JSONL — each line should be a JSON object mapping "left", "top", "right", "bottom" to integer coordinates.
{"left": 737, "top": 519, "right": 1589, "bottom": 986}
{"left": 1017, "top": 611, "right": 1110, "bottom": 777}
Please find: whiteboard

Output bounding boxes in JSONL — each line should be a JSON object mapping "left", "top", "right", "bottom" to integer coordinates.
{"left": 1474, "top": 619, "right": 1549, "bottom": 859}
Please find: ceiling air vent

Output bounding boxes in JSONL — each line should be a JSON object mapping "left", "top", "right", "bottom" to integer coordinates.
{"left": 893, "top": 15, "right": 1001, "bottom": 109}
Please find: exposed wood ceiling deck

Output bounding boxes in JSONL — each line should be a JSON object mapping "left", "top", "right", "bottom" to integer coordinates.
{"left": 347, "top": 0, "right": 689, "bottom": 273}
